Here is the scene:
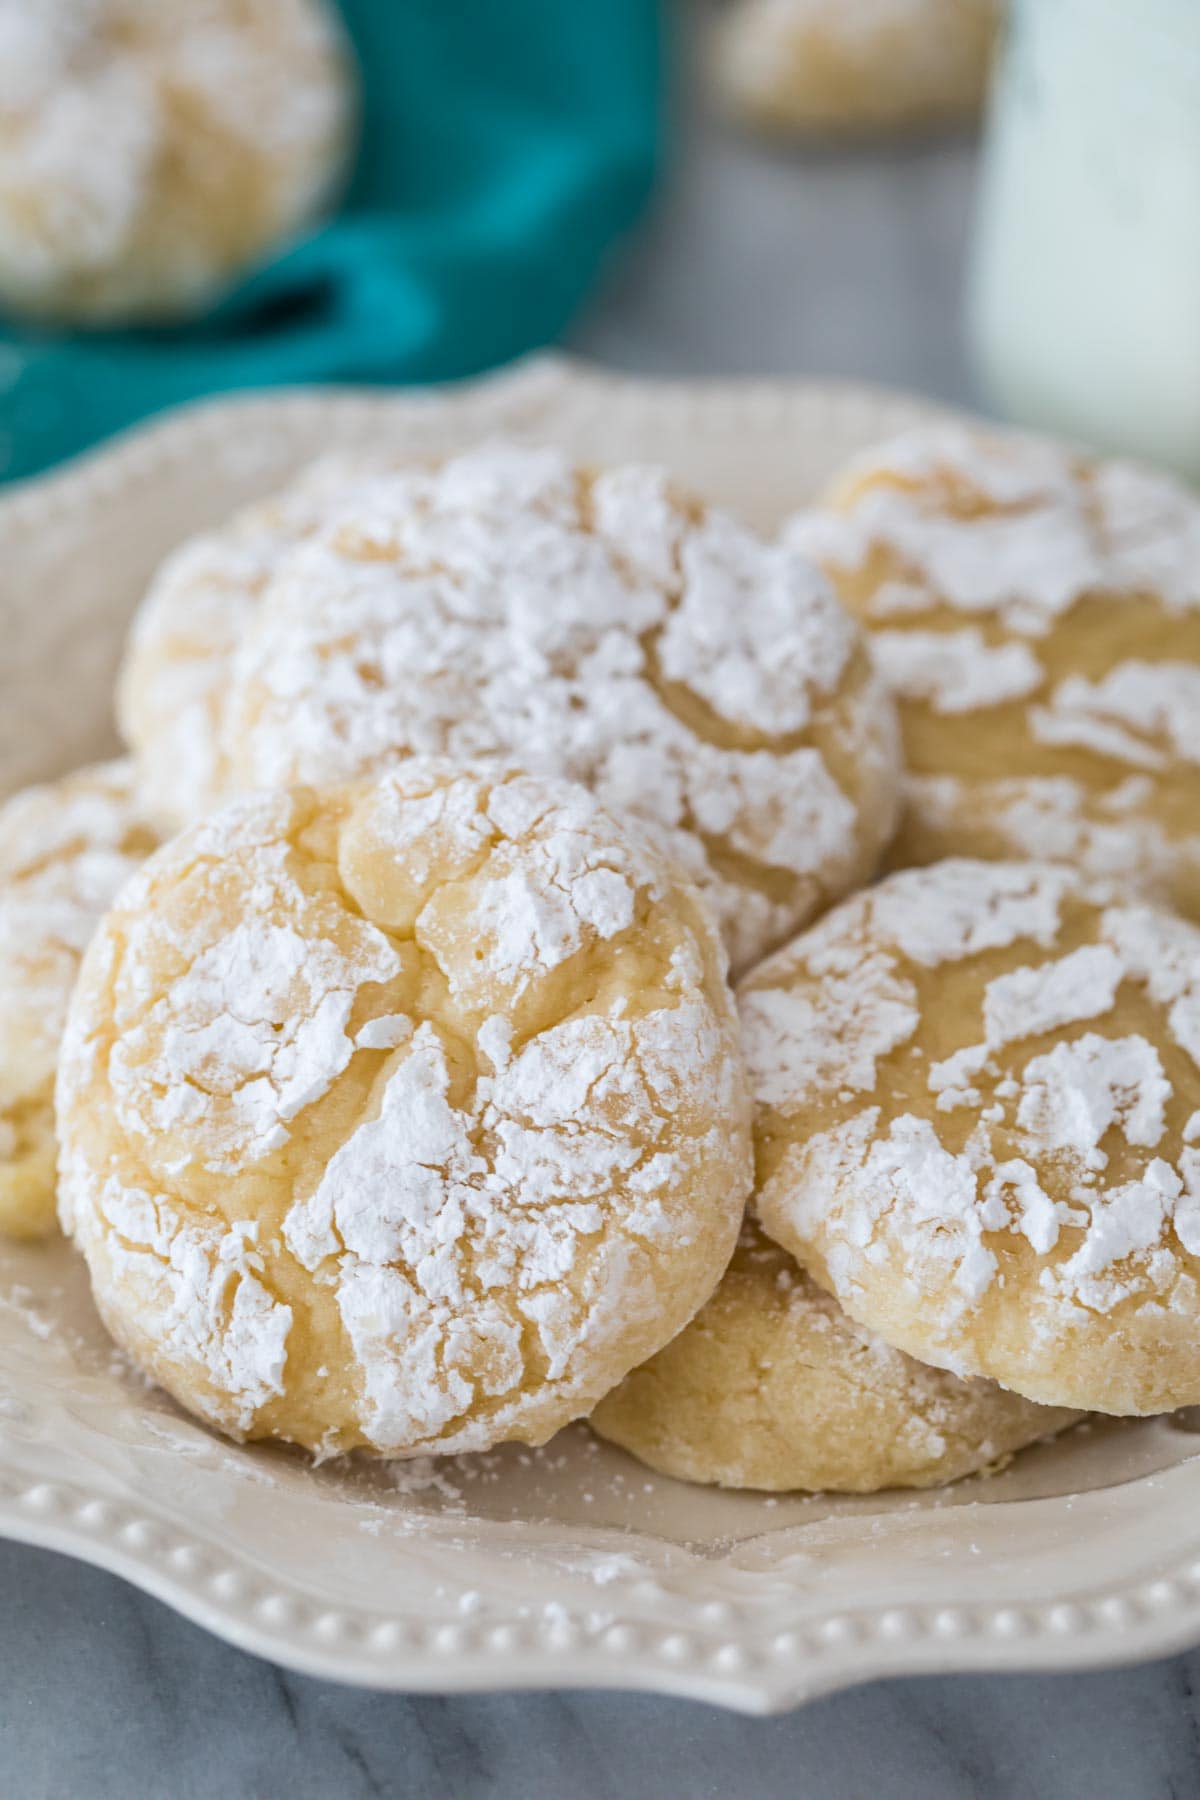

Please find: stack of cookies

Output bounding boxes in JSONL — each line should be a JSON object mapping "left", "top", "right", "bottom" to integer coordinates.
{"left": 4, "top": 425, "right": 1199, "bottom": 1494}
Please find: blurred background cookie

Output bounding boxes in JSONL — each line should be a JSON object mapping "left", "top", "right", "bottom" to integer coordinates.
{"left": 0, "top": 0, "right": 355, "bottom": 323}
{"left": 710, "top": 0, "right": 1000, "bottom": 140}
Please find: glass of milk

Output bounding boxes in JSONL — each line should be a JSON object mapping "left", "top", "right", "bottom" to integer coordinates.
{"left": 968, "top": 0, "right": 1200, "bottom": 478}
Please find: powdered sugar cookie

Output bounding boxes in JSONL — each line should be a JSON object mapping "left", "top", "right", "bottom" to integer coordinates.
{"left": 57, "top": 762, "right": 751, "bottom": 1455}
{"left": 117, "top": 450, "right": 397, "bottom": 832}
{"left": 744, "top": 858, "right": 1200, "bottom": 1415}
{"left": 0, "top": 761, "right": 157, "bottom": 1238}
{"left": 591, "top": 1221, "right": 1080, "bottom": 1491}
{"left": 711, "top": 0, "right": 999, "bottom": 140}
{"left": 220, "top": 442, "right": 901, "bottom": 974}
{"left": 0, "top": 0, "right": 353, "bottom": 323}
{"left": 788, "top": 424, "right": 1200, "bottom": 919}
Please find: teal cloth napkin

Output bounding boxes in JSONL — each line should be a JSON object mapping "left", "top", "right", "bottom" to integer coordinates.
{"left": 0, "top": 0, "right": 661, "bottom": 482}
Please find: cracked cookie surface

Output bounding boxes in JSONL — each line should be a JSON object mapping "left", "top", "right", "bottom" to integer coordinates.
{"left": 218, "top": 441, "right": 900, "bottom": 974}
{"left": 591, "top": 1219, "right": 1080, "bottom": 1491}
{"left": 0, "top": 760, "right": 158, "bottom": 1239}
{"left": 57, "top": 761, "right": 752, "bottom": 1455}
{"left": 742, "top": 859, "right": 1200, "bottom": 1414}
{"left": 789, "top": 424, "right": 1200, "bottom": 920}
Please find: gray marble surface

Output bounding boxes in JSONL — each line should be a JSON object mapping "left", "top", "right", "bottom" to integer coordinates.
{"left": 7, "top": 18, "right": 1196, "bottom": 1800}
{"left": 5, "top": 1535, "right": 1200, "bottom": 1799}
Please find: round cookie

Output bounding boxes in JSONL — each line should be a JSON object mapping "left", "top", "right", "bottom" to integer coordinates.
{"left": 0, "top": 761, "right": 157, "bottom": 1238}
{"left": 591, "top": 1221, "right": 1080, "bottom": 1491}
{"left": 57, "top": 761, "right": 752, "bottom": 1456}
{"left": 118, "top": 450, "right": 398, "bottom": 832}
{"left": 0, "top": 0, "right": 353, "bottom": 323}
{"left": 742, "top": 858, "right": 1200, "bottom": 1416}
{"left": 710, "top": 0, "right": 999, "bottom": 141}
{"left": 219, "top": 441, "right": 901, "bottom": 974}
{"left": 788, "top": 423, "right": 1200, "bottom": 919}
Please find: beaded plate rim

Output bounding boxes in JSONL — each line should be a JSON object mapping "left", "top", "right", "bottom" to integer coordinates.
{"left": 3, "top": 1460, "right": 1200, "bottom": 1711}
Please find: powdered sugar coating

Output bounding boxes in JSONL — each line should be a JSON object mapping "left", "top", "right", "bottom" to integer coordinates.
{"left": 1029, "top": 664, "right": 1200, "bottom": 771}
{"left": 0, "top": 0, "right": 352, "bottom": 323}
{"left": 787, "top": 423, "right": 1200, "bottom": 919}
{"left": 118, "top": 450, "right": 410, "bottom": 830}
{"left": 0, "top": 760, "right": 157, "bottom": 1238}
{"left": 591, "top": 1220, "right": 1079, "bottom": 1491}
{"left": 870, "top": 627, "right": 1044, "bottom": 713}
{"left": 57, "top": 762, "right": 751, "bottom": 1453}
{"left": 743, "top": 858, "right": 1200, "bottom": 1414}
{"left": 221, "top": 442, "right": 901, "bottom": 973}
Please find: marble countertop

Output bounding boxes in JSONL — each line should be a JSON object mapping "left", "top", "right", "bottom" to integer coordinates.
{"left": 8, "top": 20, "right": 1195, "bottom": 1800}
{"left": 6, "top": 1534, "right": 1198, "bottom": 1798}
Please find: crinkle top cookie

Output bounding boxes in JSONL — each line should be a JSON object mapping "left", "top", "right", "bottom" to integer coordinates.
{"left": 0, "top": 0, "right": 353, "bottom": 322}
{"left": 219, "top": 442, "right": 901, "bottom": 973}
{"left": 590, "top": 1219, "right": 1080, "bottom": 1492}
{"left": 118, "top": 450, "right": 394, "bottom": 831}
{"left": 788, "top": 424, "right": 1200, "bottom": 919}
{"left": 742, "top": 858, "right": 1200, "bottom": 1414}
{"left": 0, "top": 760, "right": 157, "bottom": 1238}
{"left": 57, "top": 762, "right": 752, "bottom": 1455}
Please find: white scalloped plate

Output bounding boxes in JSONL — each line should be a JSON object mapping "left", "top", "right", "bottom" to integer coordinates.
{"left": 3, "top": 356, "right": 1200, "bottom": 1713}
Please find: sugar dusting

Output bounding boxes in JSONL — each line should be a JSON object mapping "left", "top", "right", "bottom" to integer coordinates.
{"left": 786, "top": 424, "right": 1200, "bottom": 899}
{"left": 222, "top": 441, "right": 897, "bottom": 972}
{"left": 57, "top": 766, "right": 751, "bottom": 1454}
{"left": 747, "top": 861, "right": 1200, "bottom": 1337}
{"left": 0, "top": 761, "right": 157, "bottom": 1186}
